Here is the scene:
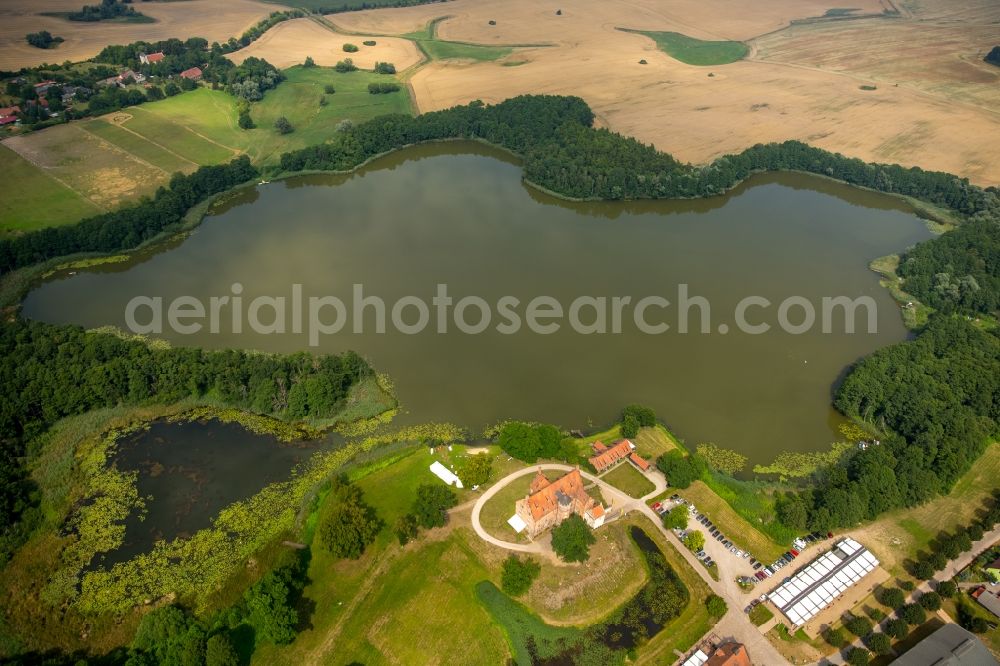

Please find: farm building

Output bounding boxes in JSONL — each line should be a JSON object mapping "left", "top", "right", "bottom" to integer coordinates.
{"left": 768, "top": 538, "right": 879, "bottom": 628}
{"left": 971, "top": 585, "right": 1000, "bottom": 618}
{"left": 891, "top": 623, "right": 998, "bottom": 665}
{"left": 512, "top": 468, "right": 604, "bottom": 538}
{"left": 140, "top": 52, "right": 165, "bottom": 65}
{"left": 0, "top": 106, "right": 20, "bottom": 126}
{"left": 589, "top": 439, "right": 650, "bottom": 473}
{"left": 179, "top": 67, "right": 203, "bottom": 81}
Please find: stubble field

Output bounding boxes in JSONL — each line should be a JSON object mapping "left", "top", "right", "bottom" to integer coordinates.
{"left": 329, "top": 0, "right": 1000, "bottom": 185}
{"left": 0, "top": 0, "right": 275, "bottom": 71}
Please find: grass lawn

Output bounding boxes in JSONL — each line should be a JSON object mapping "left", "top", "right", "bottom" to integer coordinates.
{"left": 680, "top": 480, "right": 786, "bottom": 563}
{"left": 478, "top": 474, "right": 536, "bottom": 543}
{"left": 0, "top": 143, "right": 99, "bottom": 235}
{"left": 632, "top": 425, "right": 680, "bottom": 459}
{"left": 624, "top": 29, "right": 748, "bottom": 66}
{"left": 81, "top": 119, "right": 197, "bottom": 174}
{"left": 421, "top": 40, "right": 513, "bottom": 62}
{"left": 749, "top": 603, "right": 774, "bottom": 626}
{"left": 600, "top": 462, "right": 655, "bottom": 498}
{"left": 119, "top": 104, "right": 238, "bottom": 165}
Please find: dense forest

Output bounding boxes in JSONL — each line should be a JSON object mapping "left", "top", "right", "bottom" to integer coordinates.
{"left": 64, "top": 0, "right": 145, "bottom": 22}
{"left": 775, "top": 315, "right": 1000, "bottom": 530}
{"left": 0, "top": 319, "right": 372, "bottom": 562}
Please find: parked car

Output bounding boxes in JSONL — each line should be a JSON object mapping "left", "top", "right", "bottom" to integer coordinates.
{"left": 763, "top": 567, "right": 774, "bottom": 577}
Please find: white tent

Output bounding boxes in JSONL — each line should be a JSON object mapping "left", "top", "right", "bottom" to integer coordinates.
{"left": 507, "top": 514, "right": 527, "bottom": 533}
{"left": 429, "top": 461, "right": 463, "bottom": 488}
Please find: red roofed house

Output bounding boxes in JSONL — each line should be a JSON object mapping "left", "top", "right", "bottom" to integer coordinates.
{"left": 0, "top": 106, "right": 20, "bottom": 126}
{"left": 140, "top": 52, "right": 165, "bottom": 65}
{"left": 705, "top": 642, "right": 751, "bottom": 666}
{"left": 514, "top": 468, "right": 605, "bottom": 538}
{"left": 589, "top": 439, "right": 651, "bottom": 474}
{"left": 179, "top": 66, "right": 203, "bottom": 81}
{"left": 33, "top": 80, "right": 56, "bottom": 95}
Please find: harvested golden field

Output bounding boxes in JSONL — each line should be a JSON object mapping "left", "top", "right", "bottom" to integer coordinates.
{"left": 330, "top": 0, "right": 1000, "bottom": 185}
{"left": 227, "top": 17, "right": 423, "bottom": 71}
{"left": 0, "top": 0, "right": 274, "bottom": 71}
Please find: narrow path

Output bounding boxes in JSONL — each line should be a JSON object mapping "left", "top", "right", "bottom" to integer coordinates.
{"left": 471, "top": 464, "right": 791, "bottom": 665}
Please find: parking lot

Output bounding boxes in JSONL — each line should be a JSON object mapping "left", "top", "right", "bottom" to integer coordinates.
{"left": 650, "top": 494, "right": 834, "bottom": 615}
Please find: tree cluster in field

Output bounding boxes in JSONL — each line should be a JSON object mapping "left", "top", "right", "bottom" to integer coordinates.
{"left": 25, "top": 31, "right": 63, "bottom": 50}
{"left": 655, "top": 450, "right": 706, "bottom": 489}
{"left": 500, "top": 555, "right": 540, "bottom": 595}
{"left": 318, "top": 478, "right": 383, "bottom": 559}
{"left": 65, "top": 0, "right": 144, "bottom": 22}
{"left": 494, "top": 421, "right": 578, "bottom": 464}
{"left": 343, "top": 43, "right": 359, "bottom": 53}
{"left": 334, "top": 58, "right": 358, "bottom": 73}
{"left": 985, "top": 46, "right": 1000, "bottom": 67}
{"left": 620, "top": 403, "right": 655, "bottom": 437}
{"left": 367, "top": 82, "right": 400, "bottom": 94}
{"left": 120, "top": 559, "right": 305, "bottom": 664}
{"left": 373, "top": 62, "right": 396, "bottom": 74}
{"left": 394, "top": 483, "right": 458, "bottom": 545}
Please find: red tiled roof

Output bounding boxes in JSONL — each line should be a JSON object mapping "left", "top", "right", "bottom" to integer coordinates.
{"left": 630, "top": 452, "right": 651, "bottom": 471}
{"left": 524, "top": 469, "right": 590, "bottom": 521}
{"left": 145, "top": 52, "right": 165, "bottom": 63}
{"left": 705, "top": 642, "right": 751, "bottom": 666}
{"left": 179, "top": 66, "right": 203, "bottom": 79}
{"left": 0, "top": 116, "right": 17, "bottom": 125}
{"left": 592, "top": 441, "right": 608, "bottom": 453}
{"left": 0, "top": 106, "right": 20, "bottom": 117}
{"left": 589, "top": 439, "right": 634, "bottom": 472}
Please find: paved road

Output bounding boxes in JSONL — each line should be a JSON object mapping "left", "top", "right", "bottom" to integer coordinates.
{"left": 470, "top": 464, "right": 791, "bottom": 666}
{"left": 818, "top": 523, "right": 1000, "bottom": 665}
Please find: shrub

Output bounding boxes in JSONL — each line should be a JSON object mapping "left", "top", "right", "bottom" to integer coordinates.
{"left": 374, "top": 61, "right": 396, "bottom": 74}
{"left": 880, "top": 587, "right": 905, "bottom": 610}
{"left": 638, "top": 59, "right": 648, "bottom": 65}
{"left": 238, "top": 111, "right": 255, "bottom": 129}
{"left": 900, "top": 580, "right": 915, "bottom": 592}
{"left": 394, "top": 513, "right": 418, "bottom": 545}
{"left": 845, "top": 614, "right": 873, "bottom": 637}
{"left": 866, "top": 632, "right": 891, "bottom": 656}
{"left": 866, "top": 607, "right": 885, "bottom": 622}
{"left": 500, "top": 555, "right": 541, "bottom": 596}
{"left": 368, "top": 82, "right": 401, "bottom": 94}
{"left": 363, "top": 40, "right": 376, "bottom": 46}
{"left": 274, "top": 116, "right": 293, "bottom": 134}
{"left": 706, "top": 594, "right": 727, "bottom": 617}
{"left": 551, "top": 514, "right": 595, "bottom": 562}
{"left": 303, "top": 56, "right": 315, "bottom": 67}
{"left": 334, "top": 58, "right": 357, "bottom": 72}
{"left": 319, "top": 96, "right": 328, "bottom": 107}
{"left": 343, "top": 43, "right": 359, "bottom": 52}
{"left": 936, "top": 580, "right": 957, "bottom": 598}
{"left": 900, "top": 603, "right": 926, "bottom": 626}
{"left": 912, "top": 560, "right": 935, "bottom": 580}
{"left": 824, "top": 627, "right": 847, "bottom": 647}
{"left": 919, "top": 591, "right": 941, "bottom": 611}
{"left": 885, "top": 617, "right": 908, "bottom": 640}
{"left": 323, "top": 84, "right": 335, "bottom": 94}
{"left": 846, "top": 647, "right": 870, "bottom": 666}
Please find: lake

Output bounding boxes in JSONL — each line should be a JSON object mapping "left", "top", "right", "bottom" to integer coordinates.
{"left": 22, "top": 142, "right": 933, "bottom": 463}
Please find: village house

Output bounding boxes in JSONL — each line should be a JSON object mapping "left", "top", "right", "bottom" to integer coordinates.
{"left": 33, "top": 80, "right": 56, "bottom": 96}
{"left": 0, "top": 106, "right": 21, "bottom": 126}
{"left": 179, "top": 66, "right": 203, "bottom": 82}
{"left": 513, "top": 468, "right": 605, "bottom": 538}
{"left": 140, "top": 52, "right": 165, "bottom": 65}
{"left": 971, "top": 585, "right": 1000, "bottom": 618}
{"left": 589, "top": 439, "right": 651, "bottom": 474}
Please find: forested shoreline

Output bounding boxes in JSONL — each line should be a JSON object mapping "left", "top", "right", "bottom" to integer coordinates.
{"left": 1, "top": 94, "right": 998, "bottom": 575}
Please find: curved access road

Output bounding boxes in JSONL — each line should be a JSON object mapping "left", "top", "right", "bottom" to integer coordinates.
{"left": 470, "top": 463, "right": 791, "bottom": 666}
